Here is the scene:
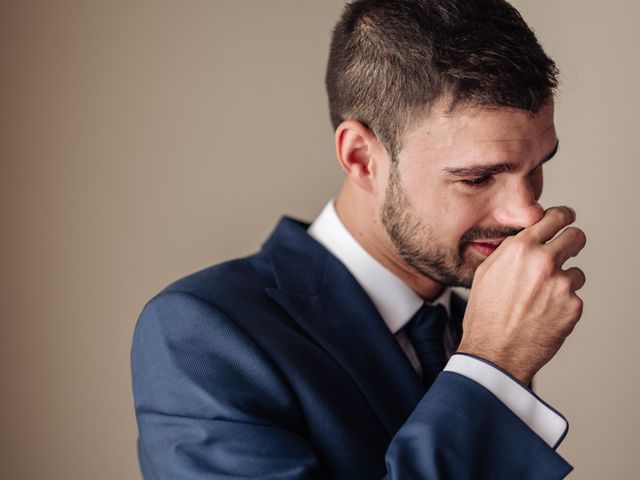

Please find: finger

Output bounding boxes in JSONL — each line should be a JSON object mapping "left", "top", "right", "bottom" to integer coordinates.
{"left": 546, "top": 226, "right": 587, "bottom": 266}
{"left": 526, "top": 206, "right": 576, "bottom": 243}
{"left": 563, "top": 267, "right": 586, "bottom": 291}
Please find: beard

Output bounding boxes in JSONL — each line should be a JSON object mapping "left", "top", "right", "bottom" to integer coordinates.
{"left": 381, "top": 160, "right": 521, "bottom": 288}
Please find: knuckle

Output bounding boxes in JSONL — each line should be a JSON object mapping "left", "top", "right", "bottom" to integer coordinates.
{"left": 532, "top": 250, "right": 554, "bottom": 275}
{"left": 569, "top": 295, "right": 584, "bottom": 316}
{"left": 577, "top": 296, "right": 584, "bottom": 312}
{"left": 556, "top": 275, "right": 573, "bottom": 293}
{"left": 559, "top": 298, "right": 583, "bottom": 336}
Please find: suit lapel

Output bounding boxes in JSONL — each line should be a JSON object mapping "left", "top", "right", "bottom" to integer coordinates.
{"left": 263, "top": 218, "right": 426, "bottom": 435}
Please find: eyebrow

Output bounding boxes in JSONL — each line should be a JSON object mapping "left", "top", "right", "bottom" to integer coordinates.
{"left": 443, "top": 140, "right": 560, "bottom": 178}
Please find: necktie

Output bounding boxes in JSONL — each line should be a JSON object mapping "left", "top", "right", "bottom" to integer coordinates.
{"left": 404, "top": 303, "right": 449, "bottom": 389}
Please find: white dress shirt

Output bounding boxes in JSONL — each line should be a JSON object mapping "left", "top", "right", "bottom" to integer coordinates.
{"left": 308, "top": 200, "right": 568, "bottom": 449}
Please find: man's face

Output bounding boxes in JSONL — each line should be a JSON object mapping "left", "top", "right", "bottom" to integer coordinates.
{"left": 380, "top": 101, "right": 558, "bottom": 288}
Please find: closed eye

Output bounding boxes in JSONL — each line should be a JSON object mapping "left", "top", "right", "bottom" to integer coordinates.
{"left": 460, "top": 175, "right": 493, "bottom": 187}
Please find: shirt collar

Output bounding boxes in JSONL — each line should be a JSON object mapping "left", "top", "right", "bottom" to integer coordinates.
{"left": 307, "top": 200, "right": 452, "bottom": 334}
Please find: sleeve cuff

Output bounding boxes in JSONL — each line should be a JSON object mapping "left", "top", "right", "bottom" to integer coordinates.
{"left": 444, "top": 353, "right": 569, "bottom": 449}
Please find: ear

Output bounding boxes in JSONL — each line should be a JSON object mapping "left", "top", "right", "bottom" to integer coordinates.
{"left": 335, "top": 120, "right": 384, "bottom": 193}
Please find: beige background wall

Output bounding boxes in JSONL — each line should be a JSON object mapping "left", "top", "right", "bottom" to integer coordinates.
{"left": 1, "top": 1, "right": 637, "bottom": 478}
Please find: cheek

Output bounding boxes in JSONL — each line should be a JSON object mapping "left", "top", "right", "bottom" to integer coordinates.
{"left": 401, "top": 172, "right": 492, "bottom": 236}
{"left": 441, "top": 191, "right": 493, "bottom": 230}
{"left": 430, "top": 199, "right": 489, "bottom": 245}
{"left": 401, "top": 172, "right": 443, "bottom": 217}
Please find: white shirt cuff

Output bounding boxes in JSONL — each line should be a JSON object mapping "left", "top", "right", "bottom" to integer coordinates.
{"left": 444, "top": 353, "right": 568, "bottom": 449}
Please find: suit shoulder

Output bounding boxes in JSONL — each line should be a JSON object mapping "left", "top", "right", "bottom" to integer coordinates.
{"left": 155, "top": 251, "right": 273, "bottom": 305}
{"left": 133, "top": 251, "right": 271, "bottom": 350}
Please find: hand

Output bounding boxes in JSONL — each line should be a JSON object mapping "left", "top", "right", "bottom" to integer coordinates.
{"left": 457, "top": 206, "right": 587, "bottom": 385}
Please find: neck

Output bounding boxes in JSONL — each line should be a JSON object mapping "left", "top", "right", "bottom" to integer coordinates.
{"left": 334, "top": 182, "right": 444, "bottom": 301}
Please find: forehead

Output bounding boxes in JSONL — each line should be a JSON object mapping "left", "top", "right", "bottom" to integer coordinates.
{"left": 399, "top": 102, "right": 557, "bottom": 168}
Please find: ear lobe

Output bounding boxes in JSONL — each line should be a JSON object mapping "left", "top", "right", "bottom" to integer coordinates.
{"left": 335, "top": 120, "right": 379, "bottom": 193}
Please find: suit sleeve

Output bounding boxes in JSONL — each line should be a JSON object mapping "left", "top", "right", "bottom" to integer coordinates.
{"left": 131, "top": 291, "right": 329, "bottom": 479}
{"left": 132, "top": 291, "right": 572, "bottom": 479}
{"left": 443, "top": 353, "right": 569, "bottom": 448}
{"left": 383, "top": 372, "right": 573, "bottom": 479}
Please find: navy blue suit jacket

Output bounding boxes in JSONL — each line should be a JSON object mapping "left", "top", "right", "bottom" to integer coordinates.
{"left": 131, "top": 217, "right": 572, "bottom": 479}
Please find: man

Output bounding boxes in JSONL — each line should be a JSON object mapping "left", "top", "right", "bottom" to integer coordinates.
{"left": 132, "top": 0, "right": 586, "bottom": 478}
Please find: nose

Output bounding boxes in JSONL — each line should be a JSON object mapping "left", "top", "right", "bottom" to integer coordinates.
{"left": 492, "top": 181, "right": 544, "bottom": 229}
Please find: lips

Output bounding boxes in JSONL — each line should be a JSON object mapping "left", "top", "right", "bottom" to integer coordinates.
{"left": 474, "top": 239, "right": 504, "bottom": 247}
{"left": 468, "top": 238, "right": 505, "bottom": 256}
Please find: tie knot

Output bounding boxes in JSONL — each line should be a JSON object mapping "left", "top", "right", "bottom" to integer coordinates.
{"left": 405, "top": 303, "right": 448, "bottom": 340}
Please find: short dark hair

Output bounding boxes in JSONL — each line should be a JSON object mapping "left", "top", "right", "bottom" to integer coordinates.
{"left": 325, "top": 0, "right": 559, "bottom": 157}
